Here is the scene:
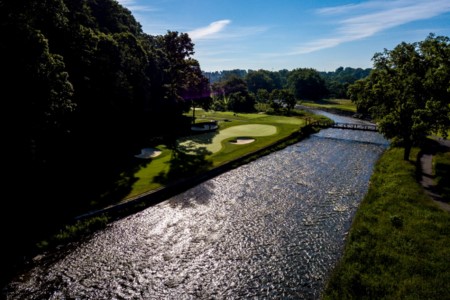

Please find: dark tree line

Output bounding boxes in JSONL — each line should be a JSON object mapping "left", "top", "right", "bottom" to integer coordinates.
{"left": 204, "top": 67, "right": 371, "bottom": 111}
{"left": 320, "top": 67, "right": 372, "bottom": 98}
{"left": 203, "top": 67, "right": 369, "bottom": 114}
{"left": 1, "top": 0, "right": 210, "bottom": 278}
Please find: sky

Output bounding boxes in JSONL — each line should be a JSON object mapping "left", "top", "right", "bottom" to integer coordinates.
{"left": 117, "top": 0, "right": 450, "bottom": 72}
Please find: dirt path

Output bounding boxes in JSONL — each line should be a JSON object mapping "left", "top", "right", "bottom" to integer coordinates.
{"left": 419, "top": 139, "right": 450, "bottom": 212}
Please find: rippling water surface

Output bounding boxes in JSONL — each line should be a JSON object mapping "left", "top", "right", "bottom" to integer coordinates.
{"left": 7, "top": 113, "right": 388, "bottom": 299}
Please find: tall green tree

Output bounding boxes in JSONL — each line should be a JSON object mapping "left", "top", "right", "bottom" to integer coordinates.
{"left": 419, "top": 34, "right": 450, "bottom": 137}
{"left": 154, "top": 31, "right": 195, "bottom": 115}
{"left": 256, "top": 89, "right": 270, "bottom": 103}
{"left": 349, "top": 34, "right": 450, "bottom": 160}
{"left": 279, "top": 89, "right": 296, "bottom": 114}
{"left": 180, "top": 61, "right": 212, "bottom": 123}
{"left": 287, "top": 68, "right": 328, "bottom": 100}
{"left": 1, "top": 0, "right": 77, "bottom": 280}
{"left": 245, "top": 69, "right": 275, "bottom": 93}
{"left": 269, "top": 89, "right": 296, "bottom": 114}
{"left": 211, "top": 75, "right": 255, "bottom": 112}
{"left": 321, "top": 67, "right": 371, "bottom": 98}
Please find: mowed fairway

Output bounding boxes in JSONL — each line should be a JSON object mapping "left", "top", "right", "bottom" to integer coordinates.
{"left": 123, "top": 110, "right": 325, "bottom": 201}
{"left": 179, "top": 124, "right": 277, "bottom": 153}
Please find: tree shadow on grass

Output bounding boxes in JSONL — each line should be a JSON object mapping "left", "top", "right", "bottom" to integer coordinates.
{"left": 416, "top": 138, "right": 450, "bottom": 205}
{"left": 154, "top": 139, "right": 213, "bottom": 187}
{"left": 87, "top": 129, "right": 219, "bottom": 211}
{"left": 178, "top": 128, "right": 219, "bottom": 147}
{"left": 91, "top": 155, "right": 153, "bottom": 207}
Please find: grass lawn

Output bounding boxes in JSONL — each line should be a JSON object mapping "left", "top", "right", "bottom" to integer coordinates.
{"left": 179, "top": 124, "right": 277, "bottom": 153}
{"left": 123, "top": 109, "right": 324, "bottom": 200}
{"left": 301, "top": 98, "right": 357, "bottom": 113}
{"left": 322, "top": 147, "right": 450, "bottom": 300}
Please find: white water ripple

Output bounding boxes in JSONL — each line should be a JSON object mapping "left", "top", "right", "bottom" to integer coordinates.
{"left": 6, "top": 116, "right": 388, "bottom": 299}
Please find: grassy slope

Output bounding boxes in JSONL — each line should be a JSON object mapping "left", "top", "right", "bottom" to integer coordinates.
{"left": 301, "top": 99, "right": 357, "bottom": 113}
{"left": 300, "top": 99, "right": 450, "bottom": 299}
{"left": 322, "top": 147, "right": 450, "bottom": 300}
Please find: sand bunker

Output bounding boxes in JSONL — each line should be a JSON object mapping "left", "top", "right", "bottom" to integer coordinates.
{"left": 230, "top": 137, "right": 255, "bottom": 144}
{"left": 134, "top": 148, "right": 162, "bottom": 159}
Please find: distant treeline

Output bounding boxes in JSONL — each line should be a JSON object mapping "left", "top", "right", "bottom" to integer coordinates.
{"left": 204, "top": 67, "right": 372, "bottom": 99}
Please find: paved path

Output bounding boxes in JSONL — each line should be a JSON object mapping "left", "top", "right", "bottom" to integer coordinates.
{"left": 419, "top": 138, "right": 450, "bottom": 212}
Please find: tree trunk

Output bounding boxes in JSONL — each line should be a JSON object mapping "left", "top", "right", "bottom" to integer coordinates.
{"left": 403, "top": 144, "right": 411, "bottom": 161}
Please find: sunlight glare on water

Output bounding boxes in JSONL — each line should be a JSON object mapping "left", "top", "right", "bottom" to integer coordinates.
{"left": 6, "top": 113, "right": 388, "bottom": 299}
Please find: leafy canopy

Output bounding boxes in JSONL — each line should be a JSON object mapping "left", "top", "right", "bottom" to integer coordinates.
{"left": 349, "top": 34, "right": 450, "bottom": 160}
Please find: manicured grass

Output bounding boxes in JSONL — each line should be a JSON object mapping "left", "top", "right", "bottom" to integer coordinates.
{"left": 322, "top": 147, "right": 450, "bottom": 300}
{"left": 302, "top": 99, "right": 357, "bottom": 113}
{"left": 127, "top": 145, "right": 173, "bottom": 197}
{"left": 179, "top": 124, "right": 277, "bottom": 153}
{"left": 193, "top": 110, "right": 266, "bottom": 121}
{"left": 123, "top": 109, "right": 324, "bottom": 200}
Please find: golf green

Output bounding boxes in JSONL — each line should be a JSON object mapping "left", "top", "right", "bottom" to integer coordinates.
{"left": 179, "top": 124, "right": 277, "bottom": 153}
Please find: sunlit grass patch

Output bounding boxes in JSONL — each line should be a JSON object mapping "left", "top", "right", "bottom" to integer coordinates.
{"left": 217, "top": 124, "right": 276, "bottom": 140}
{"left": 302, "top": 98, "right": 356, "bottom": 112}
{"left": 178, "top": 124, "right": 277, "bottom": 153}
{"left": 192, "top": 109, "right": 266, "bottom": 121}
{"left": 126, "top": 145, "right": 172, "bottom": 198}
{"left": 123, "top": 110, "right": 323, "bottom": 201}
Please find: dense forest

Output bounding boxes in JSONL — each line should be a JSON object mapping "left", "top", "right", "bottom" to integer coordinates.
{"left": 199, "top": 67, "right": 370, "bottom": 114}
{"left": 1, "top": 0, "right": 211, "bottom": 282}
{"left": 0, "top": 0, "right": 373, "bottom": 284}
{"left": 204, "top": 67, "right": 371, "bottom": 99}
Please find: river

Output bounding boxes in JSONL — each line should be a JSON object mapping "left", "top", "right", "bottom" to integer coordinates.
{"left": 5, "top": 111, "right": 388, "bottom": 299}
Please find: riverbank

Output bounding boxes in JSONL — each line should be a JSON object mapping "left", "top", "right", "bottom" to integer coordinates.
{"left": 2, "top": 117, "right": 324, "bottom": 289}
{"left": 322, "top": 146, "right": 450, "bottom": 299}
{"left": 74, "top": 124, "right": 321, "bottom": 222}
{"left": 4, "top": 113, "right": 388, "bottom": 299}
